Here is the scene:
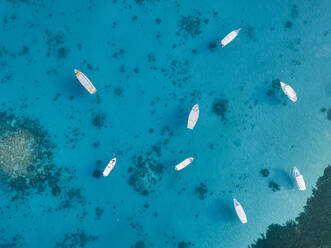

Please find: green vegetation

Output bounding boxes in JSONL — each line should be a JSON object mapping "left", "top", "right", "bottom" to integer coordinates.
{"left": 250, "top": 165, "right": 331, "bottom": 248}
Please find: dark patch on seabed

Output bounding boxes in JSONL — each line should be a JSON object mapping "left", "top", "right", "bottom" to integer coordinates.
{"left": 249, "top": 165, "right": 331, "bottom": 248}
{"left": 128, "top": 152, "right": 164, "bottom": 196}
{"left": 212, "top": 98, "right": 229, "bottom": 124}
{"left": 54, "top": 230, "right": 98, "bottom": 248}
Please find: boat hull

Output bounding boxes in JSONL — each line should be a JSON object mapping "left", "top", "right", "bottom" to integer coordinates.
{"left": 293, "top": 167, "right": 306, "bottom": 191}
{"left": 103, "top": 158, "right": 117, "bottom": 177}
{"left": 187, "top": 104, "right": 199, "bottom": 130}
{"left": 220, "top": 28, "right": 241, "bottom": 47}
{"left": 233, "top": 198, "right": 247, "bottom": 224}
{"left": 74, "top": 69, "right": 97, "bottom": 94}
{"left": 280, "top": 81, "right": 297, "bottom": 102}
{"left": 175, "top": 157, "right": 194, "bottom": 171}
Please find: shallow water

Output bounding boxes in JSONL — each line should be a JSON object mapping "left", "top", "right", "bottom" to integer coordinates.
{"left": 0, "top": 0, "right": 330, "bottom": 247}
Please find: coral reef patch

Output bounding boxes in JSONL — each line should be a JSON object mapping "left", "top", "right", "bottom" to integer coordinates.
{"left": 0, "top": 111, "right": 60, "bottom": 196}
{"left": 128, "top": 153, "right": 164, "bottom": 196}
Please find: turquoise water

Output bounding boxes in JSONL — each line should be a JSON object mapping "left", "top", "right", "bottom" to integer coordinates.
{"left": 0, "top": 0, "right": 330, "bottom": 247}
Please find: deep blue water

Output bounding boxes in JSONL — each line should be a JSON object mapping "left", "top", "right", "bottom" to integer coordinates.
{"left": 0, "top": 0, "right": 330, "bottom": 247}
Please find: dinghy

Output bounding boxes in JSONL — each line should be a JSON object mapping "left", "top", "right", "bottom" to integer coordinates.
{"left": 280, "top": 81, "right": 297, "bottom": 102}
{"left": 187, "top": 104, "right": 199, "bottom": 130}
{"left": 74, "top": 69, "right": 97, "bottom": 94}
{"left": 103, "top": 158, "right": 117, "bottom": 177}
{"left": 293, "top": 167, "right": 306, "bottom": 191}
{"left": 219, "top": 28, "right": 241, "bottom": 47}
{"left": 233, "top": 198, "right": 247, "bottom": 224}
{"left": 174, "top": 157, "right": 194, "bottom": 171}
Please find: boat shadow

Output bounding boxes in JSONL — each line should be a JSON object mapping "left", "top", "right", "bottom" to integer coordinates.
{"left": 251, "top": 85, "right": 285, "bottom": 106}
{"left": 270, "top": 168, "right": 294, "bottom": 190}
{"left": 56, "top": 75, "right": 88, "bottom": 98}
{"left": 165, "top": 106, "right": 186, "bottom": 131}
{"left": 209, "top": 198, "right": 236, "bottom": 222}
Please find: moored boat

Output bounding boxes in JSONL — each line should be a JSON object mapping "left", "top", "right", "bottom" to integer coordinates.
{"left": 103, "top": 157, "right": 117, "bottom": 177}
{"left": 174, "top": 157, "right": 194, "bottom": 171}
{"left": 219, "top": 28, "right": 241, "bottom": 47}
{"left": 187, "top": 104, "right": 200, "bottom": 130}
{"left": 280, "top": 81, "right": 297, "bottom": 102}
{"left": 74, "top": 69, "right": 97, "bottom": 94}
{"left": 293, "top": 166, "right": 306, "bottom": 191}
{"left": 233, "top": 198, "right": 247, "bottom": 224}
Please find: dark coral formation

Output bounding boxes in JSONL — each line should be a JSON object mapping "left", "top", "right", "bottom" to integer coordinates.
{"left": 0, "top": 111, "right": 62, "bottom": 196}
{"left": 92, "top": 111, "right": 107, "bottom": 129}
{"left": 44, "top": 29, "right": 69, "bottom": 59}
{"left": 212, "top": 98, "right": 229, "bottom": 123}
{"left": 95, "top": 206, "right": 104, "bottom": 219}
{"left": 57, "top": 188, "right": 85, "bottom": 210}
{"left": 208, "top": 41, "right": 217, "bottom": 52}
{"left": 54, "top": 230, "right": 97, "bottom": 248}
{"left": 177, "top": 14, "right": 202, "bottom": 38}
{"left": 92, "top": 169, "right": 101, "bottom": 178}
{"left": 0, "top": 233, "right": 23, "bottom": 248}
{"left": 194, "top": 182, "right": 208, "bottom": 200}
{"left": 285, "top": 20, "right": 293, "bottom": 29}
{"left": 131, "top": 240, "right": 146, "bottom": 248}
{"left": 268, "top": 181, "right": 280, "bottom": 192}
{"left": 250, "top": 165, "right": 331, "bottom": 248}
{"left": 260, "top": 169, "right": 270, "bottom": 177}
{"left": 291, "top": 5, "right": 298, "bottom": 19}
{"left": 128, "top": 153, "right": 164, "bottom": 196}
{"left": 246, "top": 26, "right": 256, "bottom": 42}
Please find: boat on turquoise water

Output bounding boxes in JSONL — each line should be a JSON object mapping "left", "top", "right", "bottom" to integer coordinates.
{"left": 103, "top": 158, "right": 117, "bottom": 177}
{"left": 219, "top": 28, "right": 241, "bottom": 47}
{"left": 233, "top": 198, "right": 247, "bottom": 224}
{"left": 74, "top": 69, "right": 97, "bottom": 94}
{"left": 293, "top": 166, "right": 306, "bottom": 191}
{"left": 174, "top": 157, "right": 194, "bottom": 171}
{"left": 280, "top": 81, "right": 297, "bottom": 102}
{"left": 187, "top": 104, "right": 199, "bottom": 130}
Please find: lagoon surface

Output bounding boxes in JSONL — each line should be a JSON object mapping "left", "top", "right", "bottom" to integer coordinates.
{"left": 0, "top": 0, "right": 330, "bottom": 247}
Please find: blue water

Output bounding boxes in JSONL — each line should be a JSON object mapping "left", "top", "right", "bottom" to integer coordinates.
{"left": 0, "top": 0, "right": 331, "bottom": 247}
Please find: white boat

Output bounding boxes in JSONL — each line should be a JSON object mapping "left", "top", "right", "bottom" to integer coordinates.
{"left": 74, "top": 69, "right": 97, "bottom": 94}
{"left": 187, "top": 104, "right": 200, "bottom": 130}
{"left": 293, "top": 167, "right": 306, "bottom": 191}
{"left": 233, "top": 198, "right": 247, "bottom": 224}
{"left": 103, "top": 158, "right": 117, "bottom": 177}
{"left": 280, "top": 81, "right": 297, "bottom": 102}
{"left": 219, "top": 28, "right": 241, "bottom": 47}
{"left": 174, "top": 157, "right": 194, "bottom": 171}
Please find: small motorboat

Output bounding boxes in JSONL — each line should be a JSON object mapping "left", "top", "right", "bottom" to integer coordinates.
{"left": 233, "top": 198, "right": 247, "bottom": 224}
{"left": 280, "top": 81, "right": 297, "bottom": 102}
{"left": 103, "top": 158, "right": 117, "bottom": 177}
{"left": 74, "top": 69, "right": 97, "bottom": 94}
{"left": 187, "top": 104, "right": 200, "bottom": 130}
{"left": 174, "top": 157, "right": 194, "bottom": 171}
{"left": 219, "top": 28, "right": 241, "bottom": 47}
{"left": 293, "top": 167, "right": 306, "bottom": 191}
